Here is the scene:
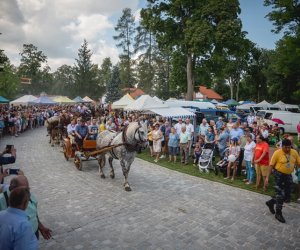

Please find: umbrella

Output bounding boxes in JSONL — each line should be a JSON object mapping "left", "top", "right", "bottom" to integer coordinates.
{"left": 272, "top": 118, "right": 285, "bottom": 125}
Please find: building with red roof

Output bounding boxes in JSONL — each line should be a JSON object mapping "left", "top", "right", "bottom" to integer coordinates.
{"left": 194, "top": 86, "right": 223, "bottom": 101}
{"left": 122, "top": 88, "right": 145, "bottom": 100}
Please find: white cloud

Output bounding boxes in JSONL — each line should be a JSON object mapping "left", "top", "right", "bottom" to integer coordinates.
{"left": 0, "top": 0, "right": 141, "bottom": 71}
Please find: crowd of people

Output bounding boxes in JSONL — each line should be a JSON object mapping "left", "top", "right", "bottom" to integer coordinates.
{"left": 0, "top": 103, "right": 300, "bottom": 248}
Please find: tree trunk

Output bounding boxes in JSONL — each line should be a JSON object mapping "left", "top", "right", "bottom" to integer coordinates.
{"left": 186, "top": 54, "right": 193, "bottom": 101}
{"left": 228, "top": 77, "right": 234, "bottom": 100}
{"left": 236, "top": 80, "right": 239, "bottom": 101}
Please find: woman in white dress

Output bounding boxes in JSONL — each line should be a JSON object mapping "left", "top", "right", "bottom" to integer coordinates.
{"left": 152, "top": 123, "right": 163, "bottom": 163}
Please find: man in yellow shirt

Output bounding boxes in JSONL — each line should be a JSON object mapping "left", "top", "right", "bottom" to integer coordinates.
{"left": 265, "top": 139, "right": 300, "bottom": 223}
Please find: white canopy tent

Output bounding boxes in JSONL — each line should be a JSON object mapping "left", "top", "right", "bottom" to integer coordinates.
{"left": 152, "top": 96, "right": 164, "bottom": 103}
{"left": 111, "top": 94, "right": 134, "bottom": 109}
{"left": 10, "top": 95, "right": 37, "bottom": 106}
{"left": 143, "top": 107, "right": 195, "bottom": 118}
{"left": 257, "top": 100, "right": 272, "bottom": 107}
{"left": 125, "top": 95, "right": 168, "bottom": 111}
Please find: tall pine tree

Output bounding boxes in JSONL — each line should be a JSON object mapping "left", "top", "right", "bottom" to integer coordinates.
{"left": 106, "top": 65, "right": 122, "bottom": 103}
{"left": 73, "top": 39, "right": 99, "bottom": 98}
{"left": 113, "top": 8, "right": 136, "bottom": 87}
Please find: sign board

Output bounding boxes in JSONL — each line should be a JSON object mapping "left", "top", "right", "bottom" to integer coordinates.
{"left": 20, "top": 77, "right": 32, "bottom": 85}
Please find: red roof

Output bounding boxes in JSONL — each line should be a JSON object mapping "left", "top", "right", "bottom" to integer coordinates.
{"left": 199, "top": 86, "right": 223, "bottom": 100}
{"left": 122, "top": 88, "right": 145, "bottom": 99}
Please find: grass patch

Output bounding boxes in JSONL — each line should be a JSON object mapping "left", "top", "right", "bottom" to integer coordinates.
{"left": 137, "top": 149, "right": 299, "bottom": 201}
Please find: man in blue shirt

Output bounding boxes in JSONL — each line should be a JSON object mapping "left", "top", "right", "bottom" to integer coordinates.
{"left": 229, "top": 123, "right": 244, "bottom": 140}
{"left": 75, "top": 118, "right": 89, "bottom": 147}
{"left": 0, "top": 187, "right": 38, "bottom": 250}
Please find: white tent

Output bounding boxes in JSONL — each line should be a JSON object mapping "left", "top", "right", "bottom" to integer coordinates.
{"left": 257, "top": 100, "right": 272, "bottom": 106}
{"left": 153, "top": 96, "right": 164, "bottom": 103}
{"left": 83, "top": 96, "right": 95, "bottom": 103}
{"left": 111, "top": 94, "right": 134, "bottom": 109}
{"left": 143, "top": 107, "right": 195, "bottom": 118}
{"left": 125, "top": 95, "right": 168, "bottom": 111}
{"left": 274, "top": 101, "right": 285, "bottom": 106}
{"left": 10, "top": 95, "right": 37, "bottom": 106}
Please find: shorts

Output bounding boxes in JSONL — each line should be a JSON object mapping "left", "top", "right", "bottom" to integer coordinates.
{"left": 161, "top": 141, "right": 165, "bottom": 147}
{"left": 149, "top": 141, "right": 153, "bottom": 146}
{"left": 168, "top": 146, "right": 177, "bottom": 156}
{"left": 255, "top": 164, "right": 270, "bottom": 177}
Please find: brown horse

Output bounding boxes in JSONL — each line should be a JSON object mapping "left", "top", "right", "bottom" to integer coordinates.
{"left": 46, "top": 113, "right": 71, "bottom": 146}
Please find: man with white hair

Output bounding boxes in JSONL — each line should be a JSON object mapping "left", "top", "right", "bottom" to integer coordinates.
{"left": 199, "top": 119, "right": 209, "bottom": 138}
{"left": 185, "top": 118, "right": 194, "bottom": 156}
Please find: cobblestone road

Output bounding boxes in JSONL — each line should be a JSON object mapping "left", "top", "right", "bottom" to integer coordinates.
{"left": 1, "top": 127, "right": 300, "bottom": 250}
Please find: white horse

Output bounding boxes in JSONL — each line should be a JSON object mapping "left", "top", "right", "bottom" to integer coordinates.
{"left": 96, "top": 122, "right": 148, "bottom": 191}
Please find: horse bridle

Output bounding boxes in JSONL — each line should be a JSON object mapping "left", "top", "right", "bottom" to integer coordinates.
{"left": 122, "top": 123, "right": 146, "bottom": 152}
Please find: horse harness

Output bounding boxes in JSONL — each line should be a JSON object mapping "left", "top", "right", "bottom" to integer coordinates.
{"left": 108, "top": 124, "right": 144, "bottom": 159}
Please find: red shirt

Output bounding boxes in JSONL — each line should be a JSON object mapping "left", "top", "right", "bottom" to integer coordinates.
{"left": 254, "top": 141, "right": 269, "bottom": 166}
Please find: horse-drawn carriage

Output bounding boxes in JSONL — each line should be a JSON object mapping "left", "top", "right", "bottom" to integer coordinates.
{"left": 63, "top": 138, "right": 102, "bottom": 171}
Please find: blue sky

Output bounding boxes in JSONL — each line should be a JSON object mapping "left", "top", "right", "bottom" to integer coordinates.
{"left": 1, "top": 0, "right": 282, "bottom": 70}
{"left": 237, "top": 0, "right": 281, "bottom": 49}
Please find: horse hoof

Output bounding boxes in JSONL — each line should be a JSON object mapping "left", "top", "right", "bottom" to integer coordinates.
{"left": 125, "top": 186, "right": 132, "bottom": 192}
{"left": 100, "top": 174, "right": 105, "bottom": 179}
{"left": 51, "top": 144, "right": 54, "bottom": 147}
{"left": 110, "top": 173, "right": 115, "bottom": 179}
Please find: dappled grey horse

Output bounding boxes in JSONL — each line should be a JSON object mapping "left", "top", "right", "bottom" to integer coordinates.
{"left": 96, "top": 122, "right": 148, "bottom": 191}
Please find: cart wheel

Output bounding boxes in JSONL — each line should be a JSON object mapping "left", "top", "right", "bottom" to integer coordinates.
{"left": 63, "top": 144, "right": 69, "bottom": 161}
{"left": 74, "top": 155, "right": 82, "bottom": 171}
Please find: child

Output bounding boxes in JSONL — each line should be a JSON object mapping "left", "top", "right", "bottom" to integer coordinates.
{"left": 193, "top": 143, "right": 202, "bottom": 166}
{"left": 224, "top": 138, "right": 240, "bottom": 181}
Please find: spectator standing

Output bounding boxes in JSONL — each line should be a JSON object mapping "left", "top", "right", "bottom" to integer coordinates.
{"left": 152, "top": 123, "right": 163, "bottom": 163}
{"left": 185, "top": 118, "right": 194, "bottom": 156}
{"left": 265, "top": 139, "right": 300, "bottom": 223}
{"left": 247, "top": 113, "right": 256, "bottom": 127}
{"left": 243, "top": 134, "right": 256, "bottom": 184}
{"left": 0, "top": 187, "right": 38, "bottom": 250}
{"left": 253, "top": 135, "right": 269, "bottom": 191}
{"left": 224, "top": 138, "right": 240, "bottom": 181}
{"left": 229, "top": 123, "right": 244, "bottom": 141}
{"left": 217, "top": 127, "right": 229, "bottom": 158}
{"left": 179, "top": 126, "right": 189, "bottom": 164}
{"left": 147, "top": 125, "right": 154, "bottom": 157}
{"left": 216, "top": 117, "right": 224, "bottom": 132}
{"left": 198, "top": 119, "right": 209, "bottom": 138}
{"left": 168, "top": 127, "right": 179, "bottom": 163}
{"left": 193, "top": 143, "right": 202, "bottom": 166}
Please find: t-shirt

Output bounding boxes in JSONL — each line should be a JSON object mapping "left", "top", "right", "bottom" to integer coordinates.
{"left": 254, "top": 142, "right": 269, "bottom": 166}
{"left": 168, "top": 133, "right": 179, "bottom": 147}
{"left": 270, "top": 148, "right": 300, "bottom": 174}
{"left": 244, "top": 141, "right": 256, "bottom": 161}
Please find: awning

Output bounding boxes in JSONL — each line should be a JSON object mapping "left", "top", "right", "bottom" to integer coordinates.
{"left": 143, "top": 107, "right": 195, "bottom": 118}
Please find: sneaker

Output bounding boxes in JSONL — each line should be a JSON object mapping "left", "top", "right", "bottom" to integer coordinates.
{"left": 275, "top": 212, "right": 285, "bottom": 223}
{"left": 224, "top": 177, "right": 229, "bottom": 180}
{"left": 154, "top": 159, "right": 158, "bottom": 163}
{"left": 266, "top": 201, "right": 275, "bottom": 214}
{"left": 160, "top": 155, "right": 166, "bottom": 159}
{"left": 245, "top": 181, "right": 253, "bottom": 185}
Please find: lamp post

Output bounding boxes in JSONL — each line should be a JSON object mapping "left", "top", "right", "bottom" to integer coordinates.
{"left": 257, "top": 84, "right": 261, "bottom": 102}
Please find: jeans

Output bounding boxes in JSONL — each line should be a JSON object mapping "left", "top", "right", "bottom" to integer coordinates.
{"left": 245, "top": 160, "right": 254, "bottom": 183}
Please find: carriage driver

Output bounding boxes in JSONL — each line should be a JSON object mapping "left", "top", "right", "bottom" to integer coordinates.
{"left": 67, "top": 118, "right": 77, "bottom": 144}
{"left": 74, "top": 118, "right": 88, "bottom": 148}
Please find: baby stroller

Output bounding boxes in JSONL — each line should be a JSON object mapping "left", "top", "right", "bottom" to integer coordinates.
{"left": 216, "top": 148, "right": 229, "bottom": 176}
{"left": 198, "top": 143, "right": 216, "bottom": 173}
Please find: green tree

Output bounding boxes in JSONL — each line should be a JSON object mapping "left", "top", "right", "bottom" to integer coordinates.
{"left": 106, "top": 65, "right": 122, "bottom": 103}
{"left": 52, "top": 65, "right": 75, "bottom": 96}
{"left": 18, "top": 44, "right": 48, "bottom": 94}
{"left": 98, "top": 57, "right": 112, "bottom": 94}
{"left": 113, "top": 8, "right": 136, "bottom": 87}
{"left": 142, "top": 0, "right": 243, "bottom": 100}
{"left": 264, "top": 0, "right": 300, "bottom": 102}
{"left": 73, "top": 39, "right": 99, "bottom": 98}
{"left": 0, "top": 52, "right": 19, "bottom": 98}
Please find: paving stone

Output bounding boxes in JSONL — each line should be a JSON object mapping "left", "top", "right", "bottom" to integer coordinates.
{"left": 1, "top": 127, "right": 300, "bottom": 249}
